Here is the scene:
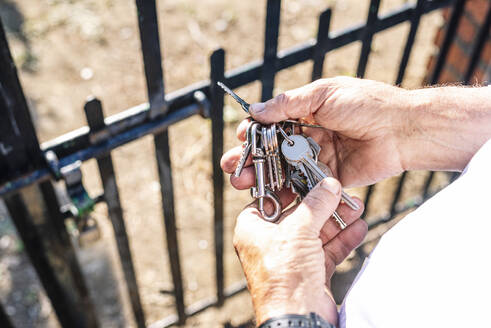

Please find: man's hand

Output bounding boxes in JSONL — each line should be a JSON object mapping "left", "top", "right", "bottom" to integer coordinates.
{"left": 223, "top": 77, "right": 410, "bottom": 188}
{"left": 234, "top": 178, "right": 366, "bottom": 326}
{"left": 222, "top": 77, "right": 491, "bottom": 189}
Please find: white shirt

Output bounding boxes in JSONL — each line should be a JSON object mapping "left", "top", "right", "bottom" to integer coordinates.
{"left": 340, "top": 139, "right": 491, "bottom": 328}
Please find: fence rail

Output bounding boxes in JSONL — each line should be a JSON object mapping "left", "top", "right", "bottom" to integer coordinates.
{"left": 0, "top": 0, "right": 489, "bottom": 327}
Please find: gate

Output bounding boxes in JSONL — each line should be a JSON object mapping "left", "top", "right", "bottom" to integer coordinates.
{"left": 0, "top": 0, "right": 489, "bottom": 327}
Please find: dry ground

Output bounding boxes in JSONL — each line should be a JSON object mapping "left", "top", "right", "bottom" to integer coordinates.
{"left": 0, "top": 0, "right": 450, "bottom": 327}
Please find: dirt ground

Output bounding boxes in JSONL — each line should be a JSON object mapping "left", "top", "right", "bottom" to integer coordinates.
{"left": 0, "top": 0, "right": 450, "bottom": 327}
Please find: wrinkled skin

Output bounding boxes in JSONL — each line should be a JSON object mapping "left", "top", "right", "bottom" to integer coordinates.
{"left": 232, "top": 179, "right": 366, "bottom": 326}
{"left": 222, "top": 77, "right": 491, "bottom": 326}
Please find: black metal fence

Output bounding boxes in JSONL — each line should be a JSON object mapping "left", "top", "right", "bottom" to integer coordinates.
{"left": 0, "top": 0, "right": 489, "bottom": 327}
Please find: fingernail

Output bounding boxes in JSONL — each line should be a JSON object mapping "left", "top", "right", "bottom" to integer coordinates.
{"left": 250, "top": 102, "right": 266, "bottom": 115}
{"left": 320, "top": 178, "right": 340, "bottom": 195}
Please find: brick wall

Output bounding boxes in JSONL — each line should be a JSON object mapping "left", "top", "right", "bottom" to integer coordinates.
{"left": 424, "top": 0, "right": 490, "bottom": 85}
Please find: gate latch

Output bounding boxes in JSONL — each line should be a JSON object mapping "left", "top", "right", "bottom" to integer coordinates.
{"left": 60, "top": 161, "right": 94, "bottom": 218}
{"left": 45, "top": 151, "right": 94, "bottom": 218}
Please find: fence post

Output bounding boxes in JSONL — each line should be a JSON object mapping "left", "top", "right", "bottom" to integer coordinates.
{"left": 261, "top": 0, "right": 282, "bottom": 101}
{"left": 134, "top": 0, "right": 186, "bottom": 324}
{"left": 84, "top": 98, "right": 146, "bottom": 328}
{"left": 312, "top": 9, "right": 332, "bottom": 81}
{"left": 0, "top": 19, "right": 44, "bottom": 184}
{"left": 210, "top": 49, "right": 226, "bottom": 306}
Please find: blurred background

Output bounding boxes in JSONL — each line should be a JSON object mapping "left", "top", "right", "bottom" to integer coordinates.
{"left": 0, "top": 0, "right": 488, "bottom": 327}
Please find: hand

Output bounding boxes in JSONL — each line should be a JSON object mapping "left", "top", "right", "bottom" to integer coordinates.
{"left": 223, "top": 76, "right": 410, "bottom": 188}
{"left": 233, "top": 178, "right": 366, "bottom": 326}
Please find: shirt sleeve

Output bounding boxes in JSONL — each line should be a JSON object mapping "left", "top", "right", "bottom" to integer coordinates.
{"left": 339, "top": 138, "right": 491, "bottom": 328}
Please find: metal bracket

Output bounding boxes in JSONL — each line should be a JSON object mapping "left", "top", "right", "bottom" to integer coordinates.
{"left": 60, "top": 161, "right": 94, "bottom": 218}
{"left": 45, "top": 151, "right": 94, "bottom": 218}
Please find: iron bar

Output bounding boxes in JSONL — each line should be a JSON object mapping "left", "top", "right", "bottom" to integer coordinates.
{"left": 0, "top": 21, "right": 44, "bottom": 186}
{"left": 261, "top": 0, "right": 282, "bottom": 101}
{"left": 137, "top": 0, "right": 187, "bottom": 319}
{"left": 154, "top": 131, "right": 186, "bottom": 325}
{"left": 356, "top": 0, "right": 381, "bottom": 78}
{"left": 312, "top": 9, "right": 332, "bottom": 81}
{"left": 84, "top": 98, "right": 146, "bottom": 328}
{"left": 210, "top": 49, "right": 226, "bottom": 306}
{"left": 395, "top": 0, "right": 426, "bottom": 85}
{"left": 135, "top": 0, "right": 167, "bottom": 118}
{"left": 463, "top": 5, "right": 491, "bottom": 84}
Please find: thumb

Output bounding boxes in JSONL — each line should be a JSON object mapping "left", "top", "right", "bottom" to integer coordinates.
{"left": 282, "top": 177, "right": 342, "bottom": 233}
{"left": 249, "top": 80, "right": 328, "bottom": 124}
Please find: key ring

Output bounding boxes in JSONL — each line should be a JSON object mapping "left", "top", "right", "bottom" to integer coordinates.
{"left": 258, "top": 189, "right": 281, "bottom": 222}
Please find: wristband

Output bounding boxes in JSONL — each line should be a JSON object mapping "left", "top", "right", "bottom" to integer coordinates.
{"left": 258, "top": 312, "right": 336, "bottom": 328}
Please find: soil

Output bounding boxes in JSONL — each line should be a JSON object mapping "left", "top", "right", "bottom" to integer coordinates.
{"left": 0, "top": 0, "right": 447, "bottom": 327}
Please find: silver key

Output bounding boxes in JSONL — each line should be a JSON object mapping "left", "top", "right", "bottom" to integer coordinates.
{"left": 290, "top": 171, "right": 309, "bottom": 198}
{"left": 297, "top": 162, "right": 315, "bottom": 190}
{"left": 332, "top": 212, "right": 348, "bottom": 229}
{"left": 281, "top": 135, "right": 348, "bottom": 229}
{"left": 262, "top": 126, "right": 275, "bottom": 190}
{"left": 281, "top": 135, "right": 360, "bottom": 211}
{"left": 269, "top": 125, "right": 283, "bottom": 190}
{"left": 306, "top": 136, "right": 321, "bottom": 162}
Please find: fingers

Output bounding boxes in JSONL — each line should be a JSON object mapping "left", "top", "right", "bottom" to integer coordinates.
{"left": 249, "top": 80, "right": 330, "bottom": 124}
{"left": 282, "top": 178, "right": 341, "bottom": 233}
{"left": 323, "top": 219, "right": 368, "bottom": 271}
{"left": 319, "top": 197, "right": 364, "bottom": 245}
{"left": 236, "top": 118, "right": 250, "bottom": 142}
{"left": 230, "top": 166, "right": 254, "bottom": 189}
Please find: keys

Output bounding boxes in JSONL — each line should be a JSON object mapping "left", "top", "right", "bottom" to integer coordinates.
{"left": 281, "top": 134, "right": 360, "bottom": 211}
{"left": 217, "top": 82, "right": 250, "bottom": 113}
{"left": 249, "top": 122, "right": 282, "bottom": 222}
{"left": 220, "top": 81, "right": 359, "bottom": 226}
{"left": 281, "top": 134, "right": 362, "bottom": 229}
{"left": 262, "top": 126, "right": 276, "bottom": 190}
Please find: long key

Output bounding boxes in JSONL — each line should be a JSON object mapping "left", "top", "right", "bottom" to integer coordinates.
{"left": 281, "top": 136, "right": 347, "bottom": 229}
{"left": 270, "top": 124, "right": 284, "bottom": 190}
{"left": 217, "top": 82, "right": 250, "bottom": 113}
{"left": 281, "top": 135, "right": 360, "bottom": 211}
{"left": 262, "top": 126, "right": 275, "bottom": 190}
{"left": 332, "top": 212, "right": 348, "bottom": 229}
{"left": 297, "top": 162, "right": 315, "bottom": 190}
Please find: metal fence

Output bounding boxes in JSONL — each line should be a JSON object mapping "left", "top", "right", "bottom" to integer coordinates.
{"left": 0, "top": 0, "right": 489, "bottom": 327}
